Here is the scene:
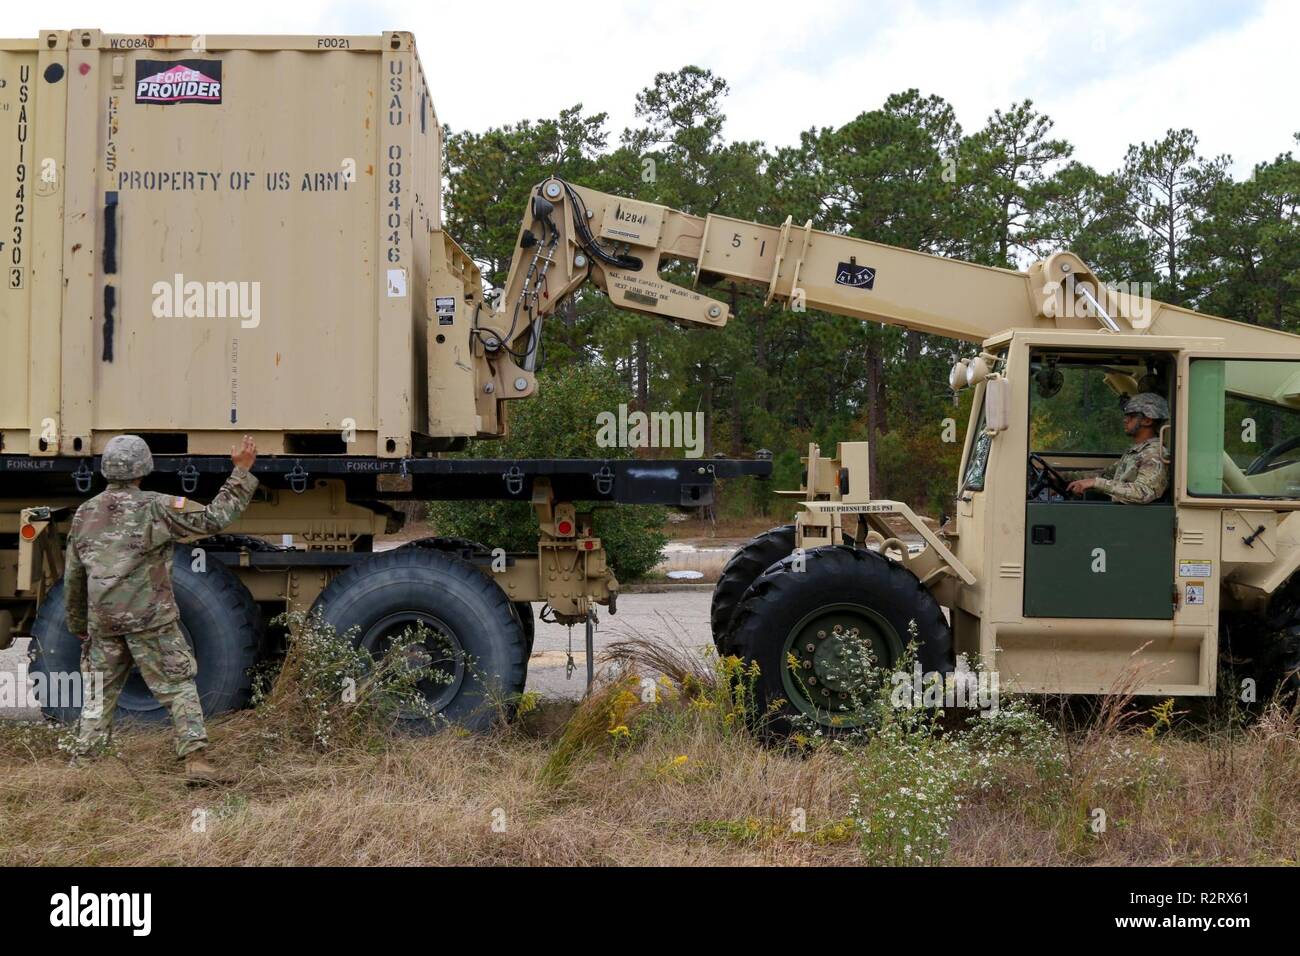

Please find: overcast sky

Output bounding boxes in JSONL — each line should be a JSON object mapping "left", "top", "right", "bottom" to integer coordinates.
{"left": 11, "top": 0, "right": 1299, "bottom": 177}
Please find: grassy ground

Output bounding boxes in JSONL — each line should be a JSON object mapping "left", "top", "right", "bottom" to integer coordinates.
{"left": 1, "top": 637, "right": 1296, "bottom": 866}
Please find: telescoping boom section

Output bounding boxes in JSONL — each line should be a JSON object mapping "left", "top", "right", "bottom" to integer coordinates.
{"left": 486, "top": 178, "right": 1300, "bottom": 356}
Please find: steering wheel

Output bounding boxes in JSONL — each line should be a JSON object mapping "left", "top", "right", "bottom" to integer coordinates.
{"left": 1245, "top": 435, "right": 1300, "bottom": 476}
{"left": 1027, "top": 453, "right": 1072, "bottom": 499}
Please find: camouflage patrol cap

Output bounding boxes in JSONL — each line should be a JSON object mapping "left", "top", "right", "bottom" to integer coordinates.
{"left": 1123, "top": 392, "right": 1169, "bottom": 421}
{"left": 101, "top": 434, "right": 154, "bottom": 481}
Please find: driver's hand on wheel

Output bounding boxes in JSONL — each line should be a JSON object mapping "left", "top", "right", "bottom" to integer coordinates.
{"left": 1066, "top": 477, "right": 1097, "bottom": 496}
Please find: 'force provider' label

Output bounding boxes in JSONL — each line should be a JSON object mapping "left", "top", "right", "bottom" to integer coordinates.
{"left": 135, "top": 59, "right": 222, "bottom": 105}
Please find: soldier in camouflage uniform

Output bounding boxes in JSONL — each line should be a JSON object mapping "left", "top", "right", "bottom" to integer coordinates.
{"left": 1066, "top": 393, "right": 1170, "bottom": 504}
{"left": 65, "top": 434, "right": 258, "bottom": 781}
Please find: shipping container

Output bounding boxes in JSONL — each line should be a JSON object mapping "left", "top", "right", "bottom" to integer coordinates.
{"left": 0, "top": 29, "right": 496, "bottom": 459}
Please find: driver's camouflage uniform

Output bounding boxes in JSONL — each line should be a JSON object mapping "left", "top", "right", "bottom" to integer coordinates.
{"left": 1092, "top": 436, "right": 1168, "bottom": 504}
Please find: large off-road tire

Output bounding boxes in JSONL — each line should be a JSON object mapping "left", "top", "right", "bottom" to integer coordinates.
{"left": 311, "top": 548, "right": 527, "bottom": 732}
{"left": 28, "top": 550, "right": 261, "bottom": 724}
{"left": 1220, "top": 587, "right": 1300, "bottom": 708}
{"left": 728, "top": 545, "right": 952, "bottom": 737}
{"left": 400, "top": 536, "right": 535, "bottom": 655}
{"left": 710, "top": 525, "right": 795, "bottom": 654}
{"left": 513, "top": 601, "right": 536, "bottom": 656}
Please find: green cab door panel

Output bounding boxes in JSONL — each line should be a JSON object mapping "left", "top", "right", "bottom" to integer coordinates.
{"left": 1023, "top": 502, "right": 1175, "bottom": 619}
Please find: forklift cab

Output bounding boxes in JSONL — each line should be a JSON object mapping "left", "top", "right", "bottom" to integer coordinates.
{"left": 1021, "top": 348, "right": 1176, "bottom": 619}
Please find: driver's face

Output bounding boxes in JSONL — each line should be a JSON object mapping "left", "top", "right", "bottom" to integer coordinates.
{"left": 1122, "top": 412, "right": 1150, "bottom": 436}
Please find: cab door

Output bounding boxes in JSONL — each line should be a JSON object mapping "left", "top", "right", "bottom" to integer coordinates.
{"left": 1024, "top": 501, "right": 1174, "bottom": 618}
{"left": 1021, "top": 347, "right": 1176, "bottom": 619}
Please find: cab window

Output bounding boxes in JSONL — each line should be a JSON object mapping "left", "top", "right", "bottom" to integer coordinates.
{"left": 1029, "top": 359, "right": 1133, "bottom": 457}
{"left": 962, "top": 400, "right": 991, "bottom": 490}
{"left": 1026, "top": 349, "right": 1174, "bottom": 502}
{"left": 1188, "top": 358, "right": 1300, "bottom": 498}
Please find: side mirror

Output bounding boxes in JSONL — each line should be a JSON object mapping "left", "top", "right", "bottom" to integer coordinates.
{"left": 985, "top": 377, "right": 1011, "bottom": 433}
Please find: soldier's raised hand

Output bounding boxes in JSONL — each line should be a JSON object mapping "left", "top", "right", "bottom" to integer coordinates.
{"left": 231, "top": 435, "right": 257, "bottom": 471}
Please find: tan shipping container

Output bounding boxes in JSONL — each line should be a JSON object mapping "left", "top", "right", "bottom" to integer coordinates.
{"left": 0, "top": 29, "right": 491, "bottom": 459}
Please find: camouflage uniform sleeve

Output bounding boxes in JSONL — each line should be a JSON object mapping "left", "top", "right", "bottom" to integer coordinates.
{"left": 147, "top": 467, "right": 259, "bottom": 542}
{"left": 63, "top": 521, "right": 89, "bottom": 635}
{"left": 1094, "top": 451, "right": 1168, "bottom": 504}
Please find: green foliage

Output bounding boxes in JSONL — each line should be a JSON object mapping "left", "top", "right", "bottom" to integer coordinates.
{"left": 803, "top": 642, "right": 1066, "bottom": 866}
{"left": 254, "top": 610, "right": 442, "bottom": 751}
{"left": 1119, "top": 128, "right": 1230, "bottom": 305}
{"left": 426, "top": 365, "right": 668, "bottom": 581}
{"left": 1187, "top": 139, "right": 1300, "bottom": 329}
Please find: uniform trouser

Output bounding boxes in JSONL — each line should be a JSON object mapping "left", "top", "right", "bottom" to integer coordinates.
{"left": 74, "top": 623, "right": 208, "bottom": 759}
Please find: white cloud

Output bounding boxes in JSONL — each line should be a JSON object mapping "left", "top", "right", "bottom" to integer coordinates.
{"left": 8, "top": 0, "right": 1297, "bottom": 174}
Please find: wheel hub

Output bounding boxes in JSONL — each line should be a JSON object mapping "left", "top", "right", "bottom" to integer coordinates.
{"left": 781, "top": 603, "right": 903, "bottom": 726}
{"left": 360, "top": 611, "right": 464, "bottom": 716}
{"left": 808, "top": 625, "right": 868, "bottom": 694}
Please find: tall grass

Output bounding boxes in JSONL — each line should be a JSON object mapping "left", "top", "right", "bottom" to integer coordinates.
{"left": 0, "top": 623, "right": 1295, "bottom": 866}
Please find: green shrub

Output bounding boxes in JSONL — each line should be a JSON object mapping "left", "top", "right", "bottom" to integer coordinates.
{"left": 788, "top": 632, "right": 1066, "bottom": 866}
{"left": 252, "top": 610, "right": 444, "bottom": 751}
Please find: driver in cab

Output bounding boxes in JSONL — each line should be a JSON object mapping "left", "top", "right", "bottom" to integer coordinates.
{"left": 1065, "top": 393, "right": 1170, "bottom": 504}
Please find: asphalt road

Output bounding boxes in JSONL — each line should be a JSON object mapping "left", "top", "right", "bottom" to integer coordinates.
{"left": 0, "top": 589, "right": 714, "bottom": 721}
{"left": 525, "top": 588, "right": 713, "bottom": 697}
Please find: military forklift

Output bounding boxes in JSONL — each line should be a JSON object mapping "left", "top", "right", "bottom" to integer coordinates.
{"left": 484, "top": 177, "right": 1300, "bottom": 729}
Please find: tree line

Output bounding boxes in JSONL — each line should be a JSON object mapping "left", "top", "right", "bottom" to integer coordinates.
{"left": 443, "top": 67, "right": 1300, "bottom": 515}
